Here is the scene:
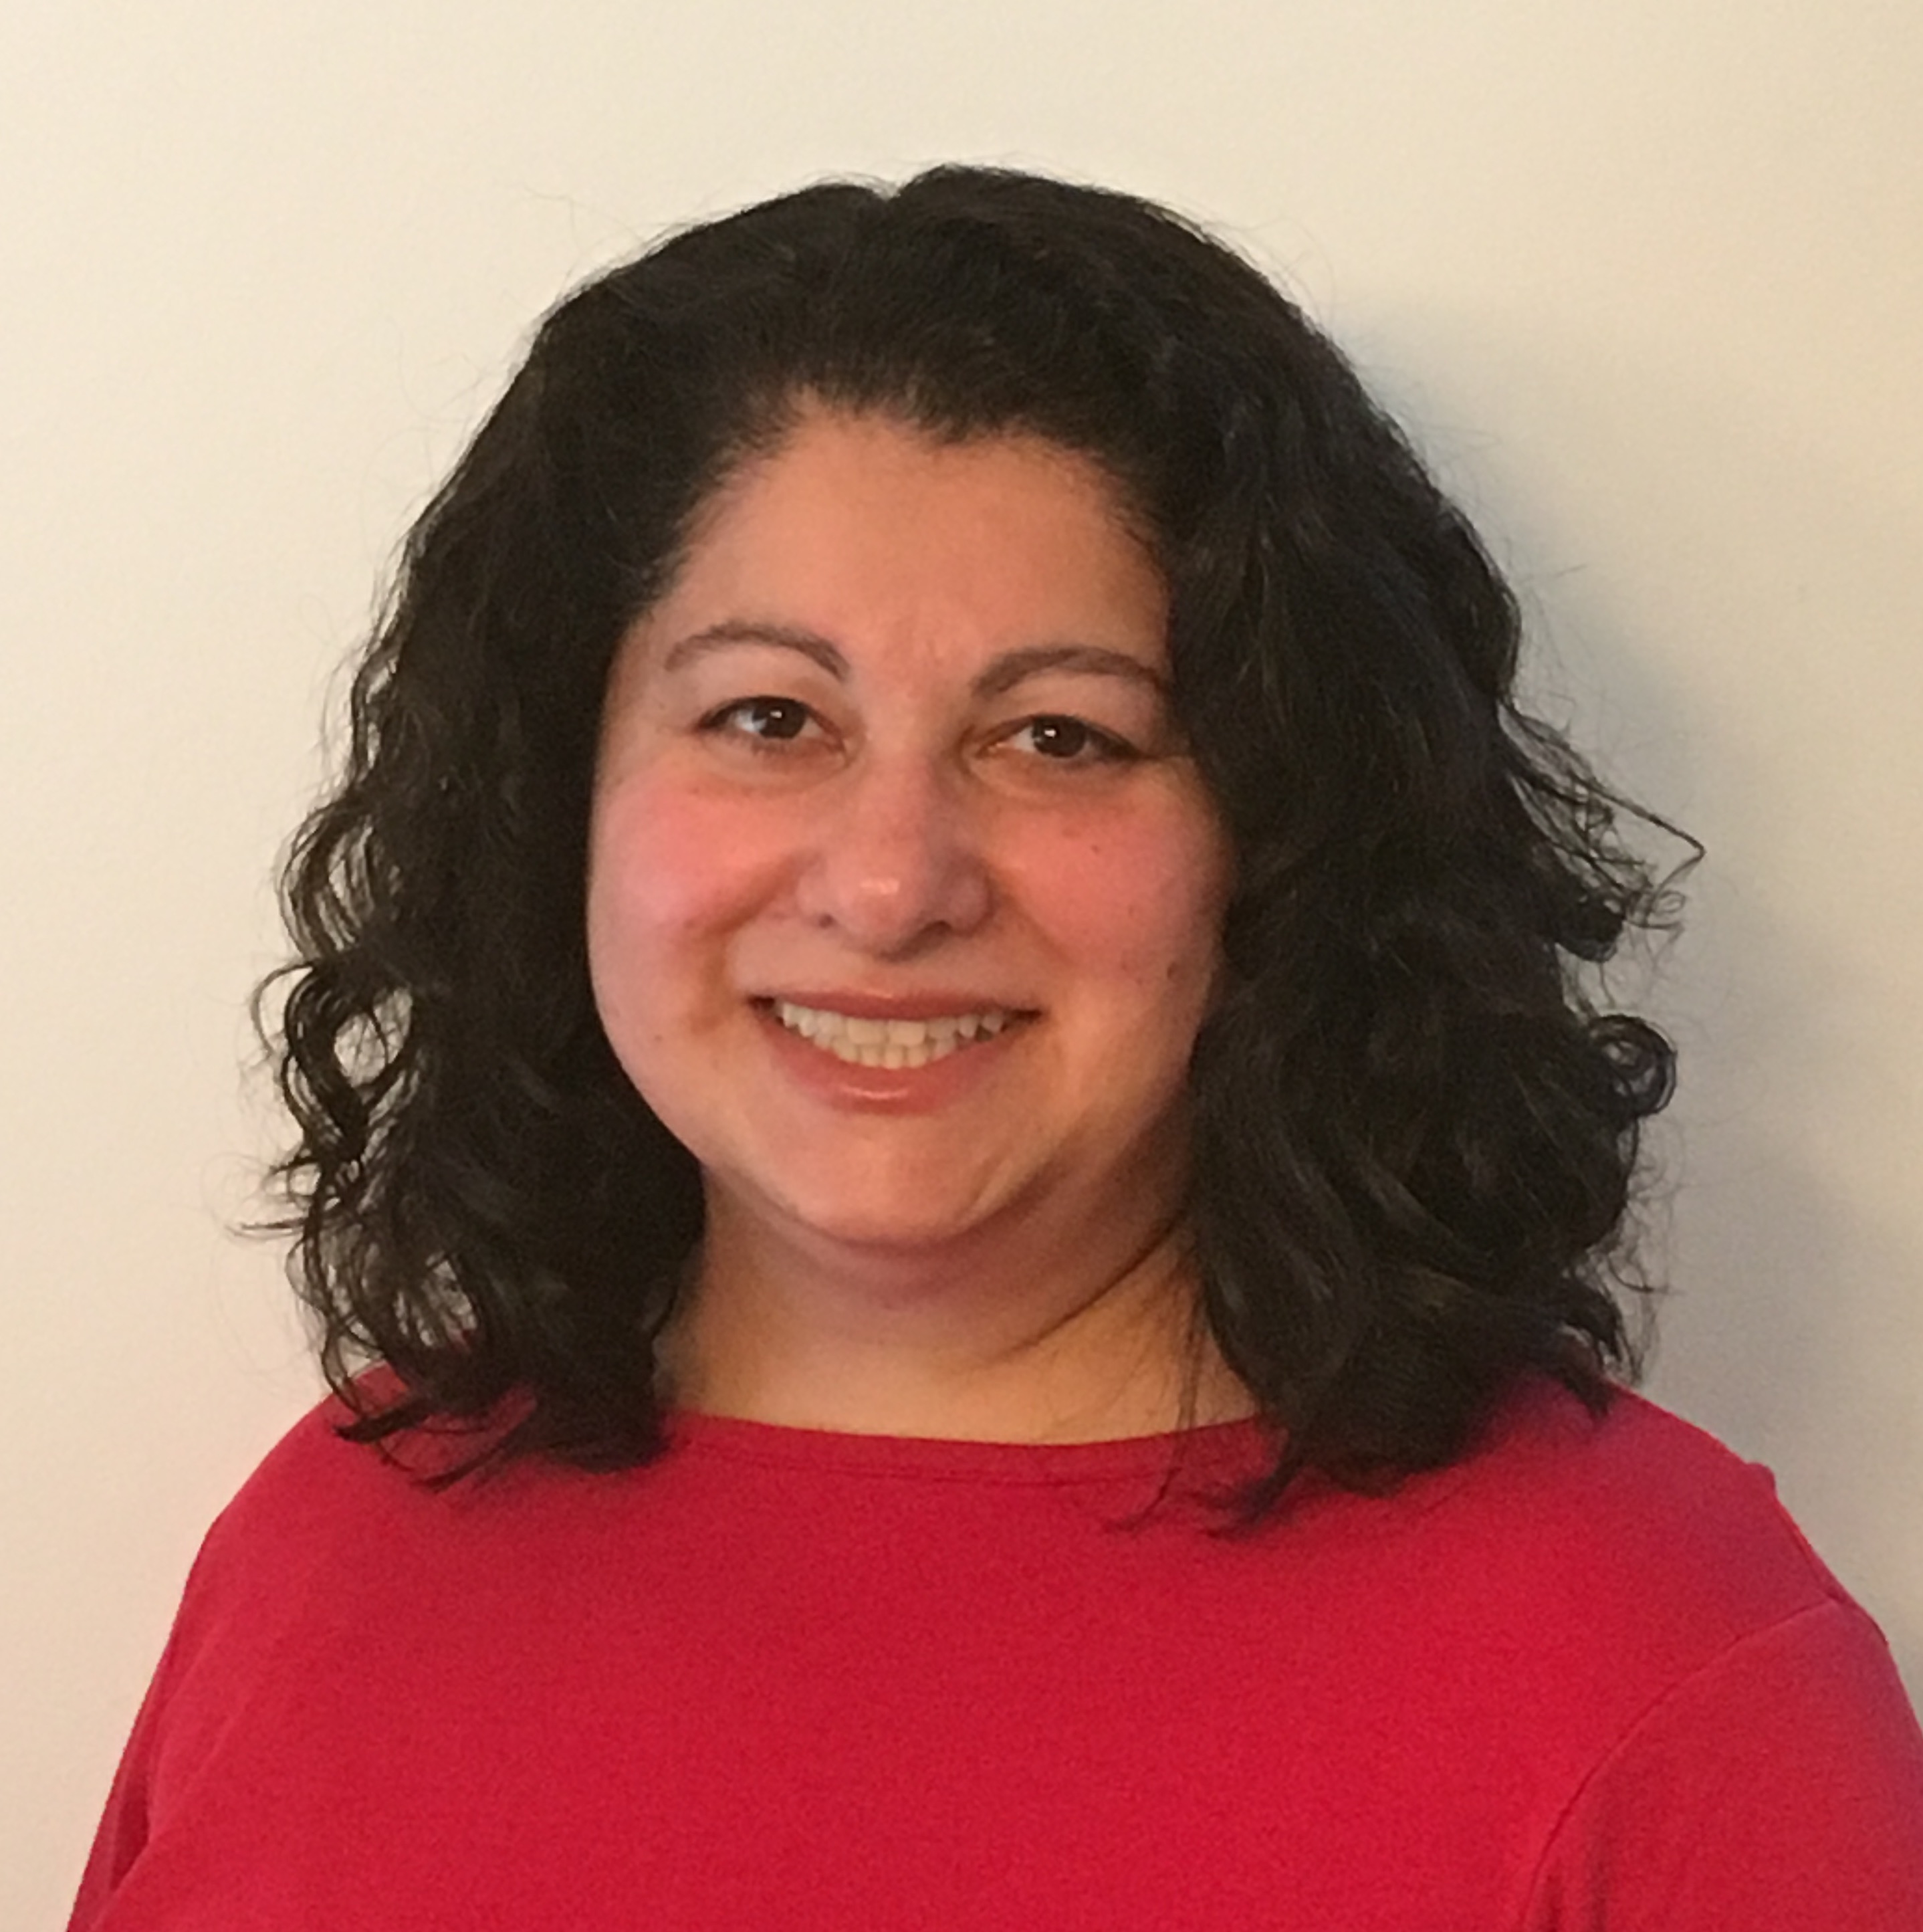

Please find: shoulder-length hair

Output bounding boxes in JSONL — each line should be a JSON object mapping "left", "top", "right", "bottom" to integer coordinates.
{"left": 270, "top": 166, "right": 1681, "bottom": 1508}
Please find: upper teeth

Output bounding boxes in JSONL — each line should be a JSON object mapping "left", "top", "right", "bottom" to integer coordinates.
{"left": 774, "top": 1001, "right": 1012, "bottom": 1068}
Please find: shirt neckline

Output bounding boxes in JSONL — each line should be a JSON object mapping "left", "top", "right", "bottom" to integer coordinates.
{"left": 661, "top": 1406, "right": 1274, "bottom": 1487}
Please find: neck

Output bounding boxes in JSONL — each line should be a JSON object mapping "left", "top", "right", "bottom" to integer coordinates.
{"left": 659, "top": 1191, "right": 1251, "bottom": 1444}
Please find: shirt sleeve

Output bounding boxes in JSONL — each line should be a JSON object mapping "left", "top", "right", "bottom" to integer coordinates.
{"left": 64, "top": 1509, "right": 235, "bottom": 1932}
{"left": 1522, "top": 1597, "right": 1923, "bottom": 1930}
{"left": 66, "top": 1626, "right": 180, "bottom": 1929}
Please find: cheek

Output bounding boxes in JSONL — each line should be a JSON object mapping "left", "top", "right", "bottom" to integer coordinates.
{"left": 586, "top": 777, "right": 783, "bottom": 1029}
{"left": 1028, "top": 804, "right": 1230, "bottom": 1007}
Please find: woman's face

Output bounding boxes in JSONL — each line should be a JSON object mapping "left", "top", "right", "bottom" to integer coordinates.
{"left": 587, "top": 409, "right": 1232, "bottom": 1263}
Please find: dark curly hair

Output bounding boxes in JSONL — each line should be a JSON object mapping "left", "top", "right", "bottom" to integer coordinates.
{"left": 267, "top": 165, "right": 1683, "bottom": 1509}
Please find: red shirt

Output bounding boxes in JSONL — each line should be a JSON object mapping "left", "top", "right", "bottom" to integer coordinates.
{"left": 72, "top": 1382, "right": 1923, "bottom": 1928}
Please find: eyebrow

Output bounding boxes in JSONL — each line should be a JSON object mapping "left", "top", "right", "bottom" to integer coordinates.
{"left": 659, "top": 621, "right": 849, "bottom": 678}
{"left": 970, "top": 643, "right": 1167, "bottom": 701}
{"left": 658, "top": 621, "right": 1168, "bottom": 698}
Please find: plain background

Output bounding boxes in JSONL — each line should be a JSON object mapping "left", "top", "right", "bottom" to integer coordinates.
{"left": 6, "top": 3, "right": 1920, "bottom": 1919}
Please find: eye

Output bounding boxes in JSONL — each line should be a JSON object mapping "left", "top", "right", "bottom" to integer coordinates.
{"left": 703, "top": 696, "right": 818, "bottom": 744}
{"left": 1003, "top": 715, "right": 1139, "bottom": 763}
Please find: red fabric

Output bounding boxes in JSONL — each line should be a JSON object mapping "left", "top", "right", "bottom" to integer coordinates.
{"left": 71, "top": 1384, "right": 1923, "bottom": 1929}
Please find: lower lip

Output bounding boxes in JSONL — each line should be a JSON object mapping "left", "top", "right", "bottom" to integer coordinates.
{"left": 756, "top": 1006, "right": 1025, "bottom": 1113}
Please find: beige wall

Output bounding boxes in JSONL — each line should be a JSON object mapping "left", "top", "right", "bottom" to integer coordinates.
{"left": 7, "top": 3, "right": 1920, "bottom": 1919}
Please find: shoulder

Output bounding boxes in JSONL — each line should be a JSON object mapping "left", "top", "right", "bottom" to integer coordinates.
{"left": 1266, "top": 1378, "right": 1887, "bottom": 1792}
{"left": 179, "top": 1386, "right": 409, "bottom": 1610}
{"left": 1414, "top": 1380, "right": 1921, "bottom": 1763}
{"left": 211, "top": 1378, "right": 411, "bottom": 1522}
{"left": 1300, "top": 1382, "right": 1923, "bottom": 1921}
{"left": 1401, "top": 1380, "right": 1850, "bottom": 1646}
{"left": 186, "top": 1376, "right": 535, "bottom": 1608}
{"left": 1448, "top": 1389, "right": 1923, "bottom": 1926}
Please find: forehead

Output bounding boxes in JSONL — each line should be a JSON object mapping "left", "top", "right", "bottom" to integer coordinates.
{"left": 641, "top": 409, "right": 1168, "bottom": 665}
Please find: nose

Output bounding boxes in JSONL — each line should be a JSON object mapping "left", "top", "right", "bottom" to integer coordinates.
{"left": 793, "top": 752, "right": 993, "bottom": 956}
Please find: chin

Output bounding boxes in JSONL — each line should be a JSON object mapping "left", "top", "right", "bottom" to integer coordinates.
{"left": 720, "top": 1149, "right": 1025, "bottom": 1259}
{"left": 773, "top": 1191, "right": 1005, "bottom": 1257}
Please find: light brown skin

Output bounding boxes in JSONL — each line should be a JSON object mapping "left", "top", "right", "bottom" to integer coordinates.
{"left": 588, "top": 408, "right": 1250, "bottom": 1442}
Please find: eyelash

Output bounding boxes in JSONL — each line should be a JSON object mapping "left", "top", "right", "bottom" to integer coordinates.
{"left": 700, "top": 697, "right": 818, "bottom": 746}
{"left": 999, "top": 716, "right": 1141, "bottom": 764}
{"left": 697, "top": 698, "right": 1143, "bottom": 766}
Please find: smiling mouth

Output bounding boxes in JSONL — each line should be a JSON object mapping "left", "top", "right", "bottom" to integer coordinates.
{"left": 768, "top": 1000, "right": 1022, "bottom": 1070}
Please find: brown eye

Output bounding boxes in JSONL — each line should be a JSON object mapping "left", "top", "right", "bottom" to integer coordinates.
{"left": 1010, "top": 716, "right": 1136, "bottom": 762}
{"left": 709, "top": 697, "right": 814, "bottom": 742}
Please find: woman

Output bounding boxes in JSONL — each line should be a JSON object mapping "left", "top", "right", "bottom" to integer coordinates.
{"left": 72, "top": 168, "right": 1923, "bottom": 1927}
